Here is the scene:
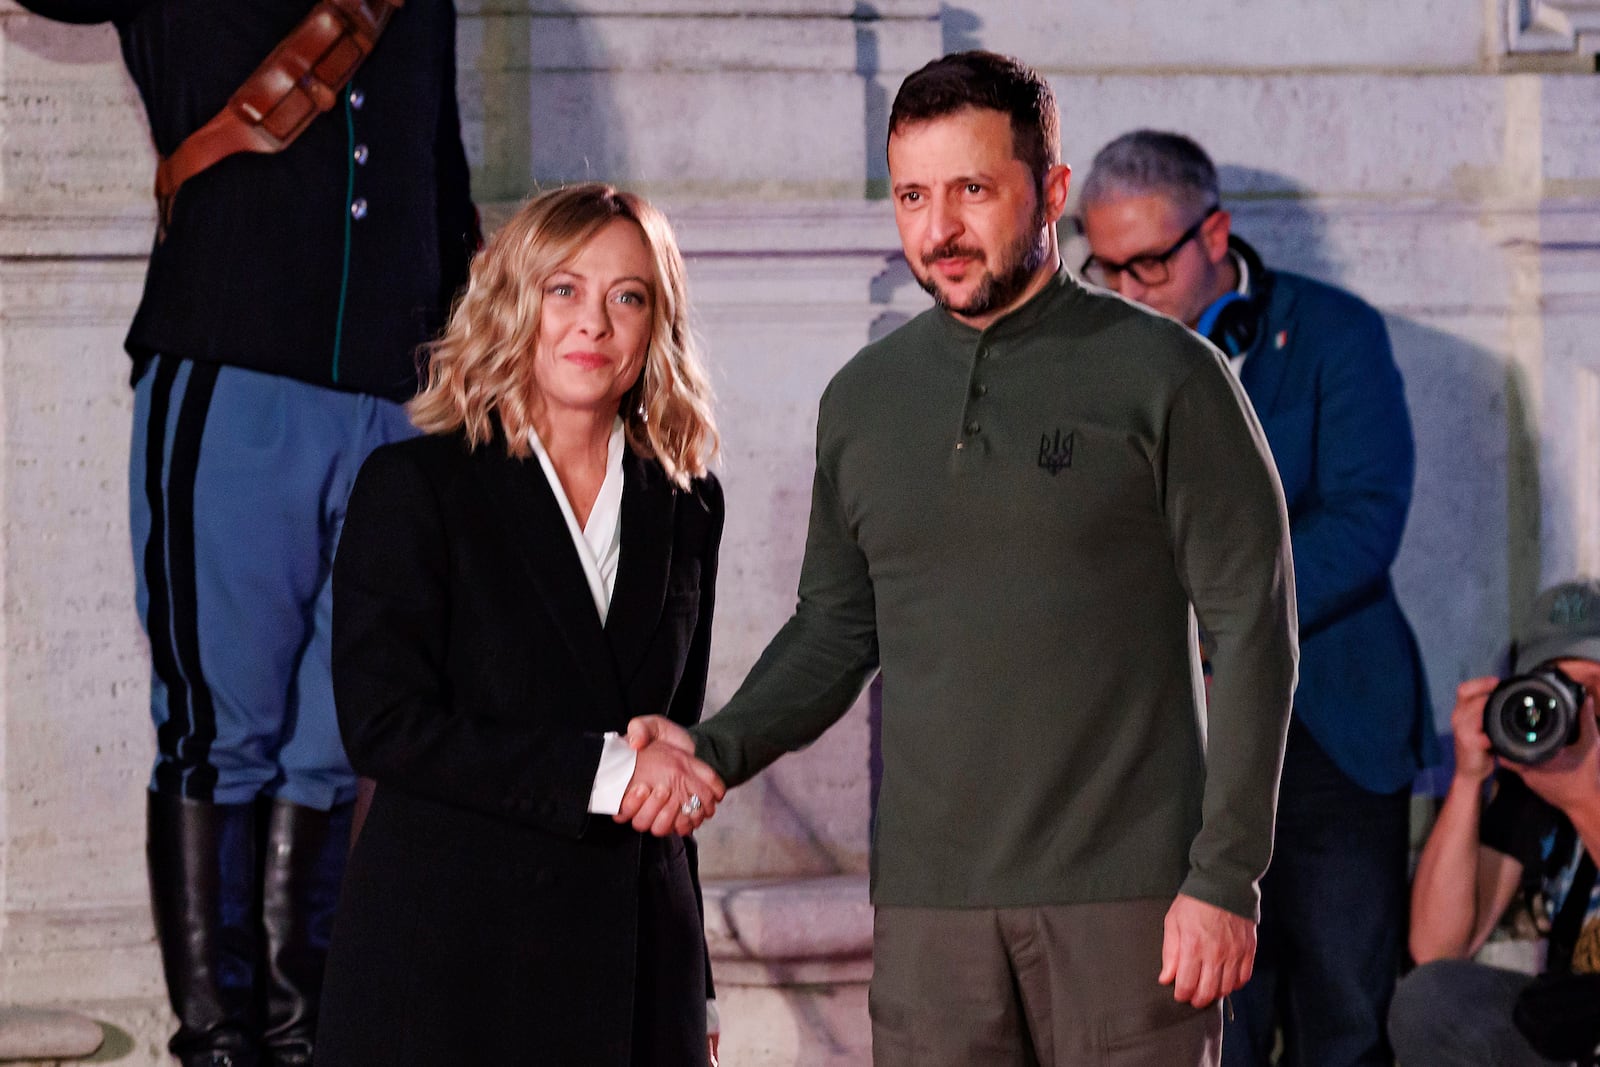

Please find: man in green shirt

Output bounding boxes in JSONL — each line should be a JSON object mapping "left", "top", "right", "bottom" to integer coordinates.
{"left": 626, "top": 51, "right": 1297, "bottom": 1066}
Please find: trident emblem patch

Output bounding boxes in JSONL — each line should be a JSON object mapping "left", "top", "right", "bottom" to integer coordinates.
{"left": 1038, "top": 429, "right": 1074, "bottom": 475}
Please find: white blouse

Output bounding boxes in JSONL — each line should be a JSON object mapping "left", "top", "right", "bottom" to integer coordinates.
{"left": 529, "top": 419, "right": 720, "bottom": 1034}
{"left": 527, "top": 420, "right": 635, "bottom": 815}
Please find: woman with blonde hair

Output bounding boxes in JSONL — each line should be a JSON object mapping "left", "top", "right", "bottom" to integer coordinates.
{"left": 317, "top": 183, "right": 727, "bottom": 1066}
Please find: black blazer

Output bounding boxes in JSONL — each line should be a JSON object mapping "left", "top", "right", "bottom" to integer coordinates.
{"left": 317, "top": 431, "right": 722, "bottom": 1065}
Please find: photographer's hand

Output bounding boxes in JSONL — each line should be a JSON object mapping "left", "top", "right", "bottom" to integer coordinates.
{"left": 1407, "top": 677, "right": 1523, "bottom": 963}
{"left": 1512, "top": 687, "right": 1600, "bottom": 866}
{"left": 1449, "top": 676, "right": 1499, "bottom": 786}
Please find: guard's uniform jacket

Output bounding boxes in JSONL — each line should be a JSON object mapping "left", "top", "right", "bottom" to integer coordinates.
{"left": 21, "top": 0, "right": 477, "bottom": 399}
{"left": 15, "top": 4, "right": 480, "bottom": 1062}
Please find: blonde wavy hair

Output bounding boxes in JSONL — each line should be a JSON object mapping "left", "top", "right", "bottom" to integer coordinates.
{"left": 410, "top": 183, "right": 718, "bottom": 489}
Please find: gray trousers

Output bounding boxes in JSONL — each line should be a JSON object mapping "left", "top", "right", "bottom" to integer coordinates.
{"left": 870, "top": 898, "right": 1220, "bottom": 1067}
{"left": 1387, "top": 959, "right": 1572, "bottom": 1067}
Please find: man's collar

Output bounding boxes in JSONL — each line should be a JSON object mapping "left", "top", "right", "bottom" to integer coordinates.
{"left": 1230, "top": 247, "right": 1251, "bottom": 299}
{"left": 934, "top": 261, "right": 1078, "bottom": 342}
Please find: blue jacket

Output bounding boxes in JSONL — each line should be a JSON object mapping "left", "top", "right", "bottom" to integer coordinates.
{"left": 1235, "top": 238, "right": 1438, "bottom": 793}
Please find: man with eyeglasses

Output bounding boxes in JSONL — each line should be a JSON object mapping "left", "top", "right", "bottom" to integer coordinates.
{"left": 1080, "top": 130, "right": 1436, "bottom": 1067}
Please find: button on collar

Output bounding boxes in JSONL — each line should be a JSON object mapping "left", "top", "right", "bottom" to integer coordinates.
{"left": 350, "top": 198, "right": 368, "bottom": 220}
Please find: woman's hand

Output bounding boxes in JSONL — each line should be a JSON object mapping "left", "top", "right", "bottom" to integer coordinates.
{"left": 615, "top": 739, "right": 725, "bottom": 836}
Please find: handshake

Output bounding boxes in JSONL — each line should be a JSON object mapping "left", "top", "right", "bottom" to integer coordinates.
{"left": 612, "top": 716, "right": 725, "bottom": 837}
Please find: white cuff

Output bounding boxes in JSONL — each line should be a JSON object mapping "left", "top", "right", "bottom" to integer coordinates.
{"left": 587, "top": 732, "right": 637, "bottom": 815}
{"left": 706, "top": 998, "right": 720, "bottom": 1036}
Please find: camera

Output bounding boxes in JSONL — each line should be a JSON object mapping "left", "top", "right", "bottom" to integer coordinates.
{"left": 1483, "top": 662, "right": 1586, "bottom": 765}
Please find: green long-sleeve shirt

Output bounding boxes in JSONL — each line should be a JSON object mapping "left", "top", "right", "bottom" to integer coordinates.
{"left": 695, "top": 268, "right": 1297, "bottom": 919}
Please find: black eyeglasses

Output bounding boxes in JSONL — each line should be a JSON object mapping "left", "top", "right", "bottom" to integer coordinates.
{"left": 1079, "top": 205, "right": 1220, "bottom": 288}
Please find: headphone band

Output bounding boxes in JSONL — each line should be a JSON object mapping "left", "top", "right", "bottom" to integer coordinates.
{"left": 1199, "top": 239, "right": 1268, "bottom": 357}
{"left": 1196, "top": 291, "right": 1247, "bottom": 343}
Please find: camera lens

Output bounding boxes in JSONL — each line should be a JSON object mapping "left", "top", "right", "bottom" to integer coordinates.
{"left": 1483, "top": 665, "right": 1585, "bottom": 766}
{"left": 1507, "top": 690, "right": 1554, "bottom": 741}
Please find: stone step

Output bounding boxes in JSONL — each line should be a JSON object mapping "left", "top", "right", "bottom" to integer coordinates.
{"left": 703, "top": 874, "right": 873, "bottom": 1066}
{"left": 0, "top": 876, "right": 874, "bottom": 1066}
{"left": 704, "top": 873, "right": 873, "bottom": 985}
{"left": 0, "top": 1009, "right": 101, "bottom": 1062}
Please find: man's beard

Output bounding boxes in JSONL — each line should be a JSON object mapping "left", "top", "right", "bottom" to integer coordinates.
{"left": 916, "top": 214, "right": 1051, "bottom": 319}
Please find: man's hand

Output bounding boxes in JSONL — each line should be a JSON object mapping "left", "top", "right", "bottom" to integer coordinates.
{"left": 613, "top": 737, "right": 725, "bottom": 837}
{"left": 627, "top": 714, "right": 695, "bottom": 755}
{"left": 708, "top": 1032, "right": 719, "bottom": 1067}
{"left": 1158, "top": 893, "right": 1257, "bottom": 1008}
{"left": 1450, "top": 677, "right": 1501, "bottom": 786}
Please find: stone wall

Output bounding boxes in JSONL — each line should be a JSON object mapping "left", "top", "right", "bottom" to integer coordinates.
{"left": 0, "top": 2, "right": 1595, "bottom": 1063}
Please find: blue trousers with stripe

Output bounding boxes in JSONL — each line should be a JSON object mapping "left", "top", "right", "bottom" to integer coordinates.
{"left": 131, "top": 355, "right": 416, "bottom": 811}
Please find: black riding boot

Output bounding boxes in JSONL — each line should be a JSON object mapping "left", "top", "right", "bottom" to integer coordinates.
{"left": 146, "top": 791, "right": 263, "bottom": 1067}
{"left": 258, "top": 798, "right": 353, "bottom": 1067}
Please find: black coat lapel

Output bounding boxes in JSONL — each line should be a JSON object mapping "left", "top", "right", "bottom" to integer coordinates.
{"left": 605, "top": 449, "right": 675, "bottom": 685}
{"left": 466, "top": 444, "right": 627, "bottom": 725}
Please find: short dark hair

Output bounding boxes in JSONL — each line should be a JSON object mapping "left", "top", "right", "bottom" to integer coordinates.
{"left": 889, "top": 51, "right": 1059, "bottom": 195}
